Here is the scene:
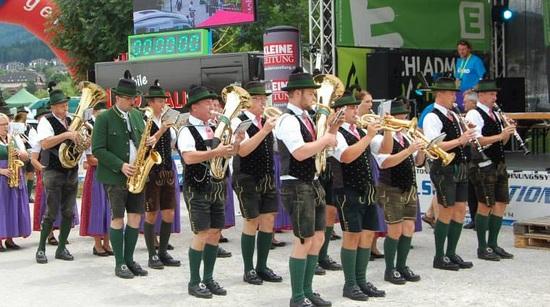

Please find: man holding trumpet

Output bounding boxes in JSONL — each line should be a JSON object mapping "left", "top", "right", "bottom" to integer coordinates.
{"left": 465, "top": 80, "right": 515, "bottom": 261}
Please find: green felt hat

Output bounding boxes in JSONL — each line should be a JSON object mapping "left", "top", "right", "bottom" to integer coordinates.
{"left": 48, "top": 89, "right": 70, "bottom": 106}
{"left": 144, "top": 79, "right": 169, "bottom": 99}
{"left": 245, "top": 81, "right": 271, "bottom": 96}
{"left": 474, "top": 80, "right": 500, "bottom": 92}
{"left": 183, "top": 85, "right": 218, "bottom": 112}
{"left": 282, "top": 67, "right": 321, "bottom": 91}
{"left": 331, "top": 92, "right": 360, "bottom": 109}
{"left": 111, "top": 70, "right": 141, "bottom": 97}
{"left": 390, "top": 97, "right": 410, "bottom": 115}
{"left": 430, "top": 77, "right": 460, "bottom": 92}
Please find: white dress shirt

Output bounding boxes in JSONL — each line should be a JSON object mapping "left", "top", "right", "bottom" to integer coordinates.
{"left": 178, "top": 114, "right": 211, "bottom": 153}
{"left": 422, "top": 103, "right": 461, "bottom": 141}
{"left": 231, "top": 110, "right": 262, "bottom": 142}
{"left": 274, "top": 103, "right": 315, "bottom": 154}
{"left": 36, "top": 113, "right": 68, "bottom": 144}
{"left": 465, "top": 102, "right": 501, "bottom": 138}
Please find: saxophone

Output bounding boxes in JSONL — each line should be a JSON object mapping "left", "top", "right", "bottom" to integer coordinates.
{"left": 127, "top": 107, "right": 162, "bottom": 194}
{"left": 7, "top": 134, "right": 25, "bottom": 188}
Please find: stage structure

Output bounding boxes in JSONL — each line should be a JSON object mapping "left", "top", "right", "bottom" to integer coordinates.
{"left": 492, "top": 0, "right": 507, "bottom": 78}
{"left": 308, "top": 0, "right": 336, "bottom": 74}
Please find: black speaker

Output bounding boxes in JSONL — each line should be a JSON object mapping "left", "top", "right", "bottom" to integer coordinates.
{"left": 496, "top": 77, "right": 525, "bottom": 112}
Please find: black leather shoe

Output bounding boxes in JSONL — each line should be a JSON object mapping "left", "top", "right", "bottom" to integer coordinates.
{"left": 188, "top": 283, "right": 212, "bottom": 299}
{"left": 257, "top": 267, "right": 283, "bottom": 282}
{"left": 219, "top": 235, "right": 229, "bottom": 243}
{"left": 477, "top": 247, "right": 500, "bottom": 261}
{"left": 148, "top": 255, "right": 164, "bottom": 270}
{"left": 93, "top": 247, "right": 109, "bottom": 257}
{"left": 306, "top": 292, "right": 332, "bottom": 307}
{"left": 155, "top": 243, "right": 175, "bottom": 250}
{"left": 115, "top": 264, "right": 135, "bottom": 279}
{"left": 314, "top": 264, "right": 326, "bottom": 275}
{"left": 463, "top": 221, "right": 475, "bottom": 229}
{"left": 397, "top": 266, "right": 421, "bottom": 282}
{"left": 384, "top": 269, "right": 406, "bottom": 285}
{"left": 204, "top": 280, "right": 227, "bottom": 296}
{"left": 272, "top": 239, "right": 286, "bottom": 248}
{"left": 243, "top": 269, "right": 263, "bottom": 285}
{"left": 159, "top": 252, "right": 181, "bottom": 267}
{"left": 0, "top": 243, "right": 5, "bottom": 252}
{"left": 289, "top": 298, "right": 313, "bottom": 307}
{"left": 318, "top": 256, "right": 342, "bottom": 271}
{"left": 433, "top": 256, "right": 460, "bottom": 271}
{"left": 127, "top": 261, "right": 148, "bottom": 276}
{"left": 358, "top": 282, "right": 385, "bottom": 297}
{"left": 217, "top": 246, "right": 232, "bottom": 258}
{"left": 55, "top": 248, "right": 74, "bottom": 261}
{"left": 343, "top": 285, "right": 369, "bottom": 301}
{"left": 448, "top": 254, "right": 473, "bottom": 269}
{"left": 4, "top": 240, "right": 20, "bottom": 250}
{"left": 491, "top": 246, "right": 514, "bottom": 259}
{"left": 35, "top": 250, "right": 48, "bottom": 264}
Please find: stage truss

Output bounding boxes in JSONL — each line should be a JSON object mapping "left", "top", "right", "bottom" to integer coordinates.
{"left": 308, "top": 0, "right": 336, "bottom": 74}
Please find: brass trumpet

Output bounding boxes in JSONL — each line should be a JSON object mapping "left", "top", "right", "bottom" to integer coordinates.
{"left": 402, "top": 130, "right": 455, "bottom": 166}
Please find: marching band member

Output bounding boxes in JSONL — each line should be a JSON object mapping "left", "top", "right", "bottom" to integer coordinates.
{"left": 142, "top": 81, "right": 181, "bottom": 269}
{"left": 275, "top": 67, "right": 342, "bottom": 307}
{"left": 35, "top": 86, "right": 80, "bottom": 264}
{"left": 80, "top": 102, "right": 113, "bottom": 256}
{"left": 329, "top": 92, "right": 385, "bottom": 301}
{"left": 177, "top": 85, "right": 243, "bottom": 298}
{"left": 232, "top": 80, "right": 282, "bottom": 285}
{"left": 422, "top": 78, "right": 476, "bottom": 271}
{"left": 465, "top": 80, "right": 515, "bottom": 261}
{"left": 92, "top": 72, "right": 153, "bottom": 278}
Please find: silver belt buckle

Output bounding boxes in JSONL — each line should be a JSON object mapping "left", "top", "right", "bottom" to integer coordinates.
{"left": 478, "top": 160, "right": 493, "bottom": 168}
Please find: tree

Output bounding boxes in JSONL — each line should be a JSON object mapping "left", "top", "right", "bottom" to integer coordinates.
{"left": 47, "top": 0, "right": 134, "bottom": 80}
{"left": 26, "top": 80, "right": 37, "bottom": 94}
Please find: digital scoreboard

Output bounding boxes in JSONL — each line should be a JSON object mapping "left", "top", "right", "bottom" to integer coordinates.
{"left": 128, "top": 29, "right": 211, "bottom": 61}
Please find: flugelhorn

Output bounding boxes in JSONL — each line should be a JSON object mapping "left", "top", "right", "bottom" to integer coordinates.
{"left": 357, "top": 113, "right": 417, "bottom": 132}
{"left": 402, "top": 129, "right": 456, "bottom": 166}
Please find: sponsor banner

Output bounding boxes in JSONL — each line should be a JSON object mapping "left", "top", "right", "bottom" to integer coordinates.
{"left": 416, "top": 169, "right": 550, "bottom": 224}
{"left": 336, "top": 0, "right": 491, "bottom": 51}
{"left": 336, "top": 47, "right": 372, "bottom": 90}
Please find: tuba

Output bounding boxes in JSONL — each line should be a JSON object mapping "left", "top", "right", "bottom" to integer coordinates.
{"left": 7, "top": 134, "right": 25, "bottom": 188}
{"left": 127, "top": 107, "right": 162, "bottom": 194}
{"left": 59, "top": 81, "right": 106, "bottom": 168}
{"left": 313, "top": 74, "right": 345, "bottom": 174}
{"left": 210, "top": 85, "right": 251, "bottom": 180}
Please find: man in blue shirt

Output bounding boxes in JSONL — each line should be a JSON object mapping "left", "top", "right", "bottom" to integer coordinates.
{"left": 454, "top": 40, "right": 486, "bottom": 111}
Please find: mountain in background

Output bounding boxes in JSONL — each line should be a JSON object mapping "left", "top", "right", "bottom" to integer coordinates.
{"left": 0, "top": 23, "right": 55, "bottom": 63}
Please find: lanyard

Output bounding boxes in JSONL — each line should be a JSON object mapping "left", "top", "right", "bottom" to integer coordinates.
{"left": 458, "top": 55, "right": 471, "bottom": 78}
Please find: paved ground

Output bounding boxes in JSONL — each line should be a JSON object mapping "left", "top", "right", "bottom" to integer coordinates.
{"left": 1, "top": 201, "right": 550, "bottom": 307}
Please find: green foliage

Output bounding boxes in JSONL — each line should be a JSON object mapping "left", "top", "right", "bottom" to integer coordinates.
{"left": 48, "top": 0, "right": 134, "bottom": 79}
{"left": 34, "top": 89, "right": 49, "bottom": 99}
{"left": 0, "top": 40, "right": 55, "bottom": 64}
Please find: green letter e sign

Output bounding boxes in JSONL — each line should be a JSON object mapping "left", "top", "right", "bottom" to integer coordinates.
{"left": 459, "top": 1, "right": 485, "bottom": 39}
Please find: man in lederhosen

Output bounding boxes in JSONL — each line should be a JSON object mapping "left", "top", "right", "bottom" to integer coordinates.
{"left": 35, "top": 87, "right": 80, "bottom": 264}
{"left": 93, "top": 72, "right": 154, "bottom": 279}
{"left": 423, "top": 78, "right": 476, "bottom": 271}
{"left": 232, "top": 81, "right": 283, "bottom": 285}
{"left": 465, "top": 80, "right": 515, "bottom": 261}
{"left": 177, "top": 85, "right": 243, "bottom": 299}
{"left": 371, "top": 98, "right": 425, "bottom": 285}
{"left": 275, "top": 67, "right": 342, "bottom": 307}
{"left": 142, "top": 81, "right": 181, "bottom": 269}
{"left": 329, "top": 92, "right": 386, "bottom": 301}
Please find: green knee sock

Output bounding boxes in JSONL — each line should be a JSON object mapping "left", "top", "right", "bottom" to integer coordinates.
{"left": 318, "top": 226, "right": 333, "bottom": 261}
{"left": 56, "top": 217, "right": 72, "bottom": 253}
{"left": 158, "top": 221, "right": 172, "bottom": 255}
{"left": 143, "top": 222, "right": 157, "bottom": 257}
{"left": 289, "top": 257, "right": 306, "bottom": 302}
{"left": 241, "top": 233, "right": 256, "bottom": 271}
{"left": 256, "top": 231, "right": 273, "bottom": 271}
{"left": 110, "top": 227, "right": 124, "bottom": 266}
{"left": 488, "top": 214, "right": 503, "bottom": 248}
{"left": 340, "top": 248, "right": 357, "bottom": 287}
{"left": 303, "top": 255, "right": 319, "bottom": 297}
{"left": 476, "top": 214, "right": 489, "bottom": 249}
{"left": 27, "top": 179, "right": 34, "bottom": 199}
{"left": 38, "top": 220, "right": 53, "bottom": 251}
{"left": 188, "top": 248, "right": 203, "bottom": 286}
{"left": 123, "top": 226, "right": 139, "bottom": 264}
{"left": 446, "top": 221, "right": 463, "bottom": 257}
{"left": 202, "top": 244, "right": 218, "bottom": 283}
{"left": 396, "top": 236, "right": 412, "bottom": 270}
{"left": 384, "top": 237, "right": 399, "bottom": 272}
{"left": 355, "top": 247, "right": 370, "bottom": 285}
{"left": 434, "top": 220, "right": 450, "bottom": 258}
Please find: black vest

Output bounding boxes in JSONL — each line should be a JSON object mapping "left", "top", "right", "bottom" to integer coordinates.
{"left": 378, "top": 134, "right": 416, "bottom": 192}
{"left": 183, "top": 125, "right": 211, "bottom": 188}
{"left": 476, "top": 107, "right": 505, "bottom": 164}
{"left": 150, "top": 121, "right": 173, "bottom": 172}
{"left": 233, "top": 113, "right": 274, "bottom": 178}
{"left": 278, "top": 110, "right": 316, "bottom": 181}
{"left": 42, "top": 114, "right": 74, "bottom": 172}
{"left": 431, "top": 108, "right": 467, "bottom": 166}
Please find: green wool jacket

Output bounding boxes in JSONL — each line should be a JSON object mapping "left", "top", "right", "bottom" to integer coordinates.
{"left": 92, "top": 106, "right": 145, "bottom": 185}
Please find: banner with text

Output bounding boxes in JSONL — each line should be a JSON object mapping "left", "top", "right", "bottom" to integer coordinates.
{"left": 336, "top": 0, "right": 491, "bottom": 51}
{"left": 337, "top": 47, "right": 373, "bottom": 91}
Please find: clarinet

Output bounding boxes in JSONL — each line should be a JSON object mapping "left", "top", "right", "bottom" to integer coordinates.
{"left": 451, "top": 104, "right": 490, "bottom": 163}
{"left": 493, "top": 104, "right": 530, "bottom": 156}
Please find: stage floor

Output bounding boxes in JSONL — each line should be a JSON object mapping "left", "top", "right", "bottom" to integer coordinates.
{"left": 506, "top": 152, "right": 550, "bottom": 171}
